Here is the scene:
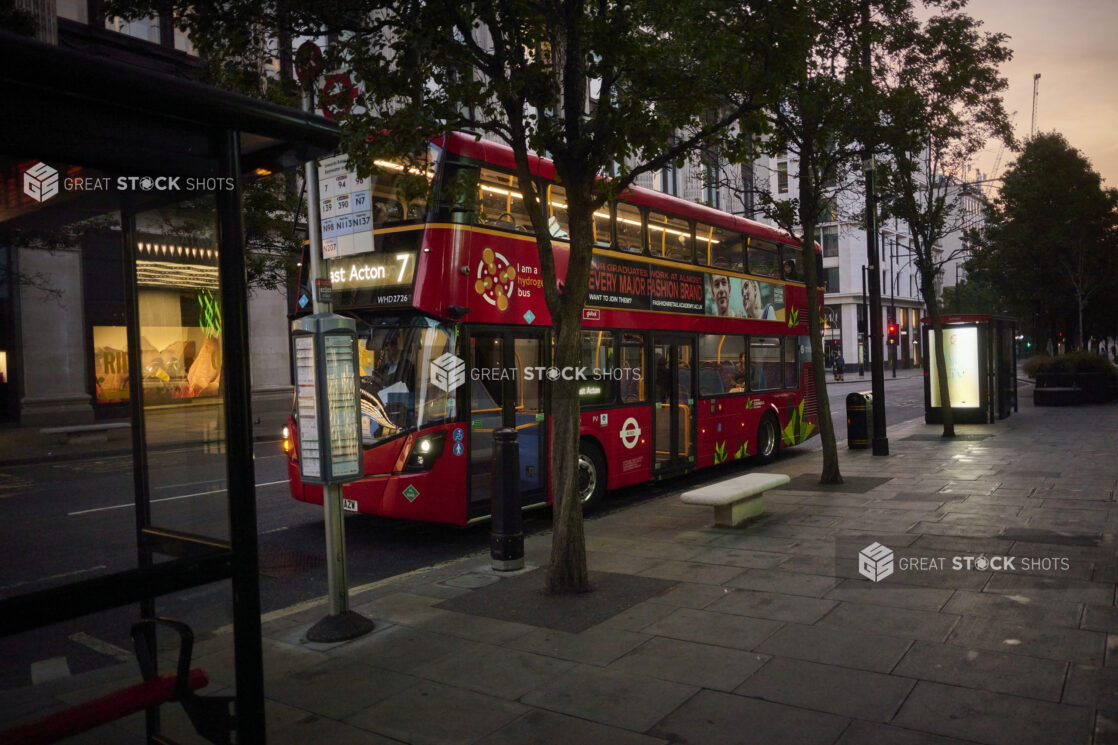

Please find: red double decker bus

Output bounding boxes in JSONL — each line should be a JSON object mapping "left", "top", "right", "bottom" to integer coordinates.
{"left": 284, "top": 132, "right": 822, "bottom": 525}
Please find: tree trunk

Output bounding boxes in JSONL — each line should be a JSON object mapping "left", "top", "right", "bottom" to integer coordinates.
{"left": 545, "top": 313, "right": 590, "bottom": 593}
{"left": 797, "top": 174, "right": 842, "bottom": 484}
{"left": 1076, "top": 290, "right": 1085, "bottom": 352}
{"left": 922, "top": 280, "right": 955, "bottom": 438}
{"left": 544, "top": 191, "right": 595, "bottom": 595}
{"left": 807, "top": 247, "right": 843, "bottom": 484}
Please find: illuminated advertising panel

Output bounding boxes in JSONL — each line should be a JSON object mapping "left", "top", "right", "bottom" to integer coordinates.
{"left": 928, "top": 327, "right": 981, "bottom": 408}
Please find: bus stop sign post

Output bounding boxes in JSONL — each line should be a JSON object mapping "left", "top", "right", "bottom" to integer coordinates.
{"left": 291, "top": 314, "right": 375, "bottom": 642}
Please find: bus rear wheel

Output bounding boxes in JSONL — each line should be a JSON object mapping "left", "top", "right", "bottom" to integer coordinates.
{"left": 756, "top": 414, "right": 779, "bottom": 465}
{"left": 577, "top": 441, "right": 606, "bottom": 510}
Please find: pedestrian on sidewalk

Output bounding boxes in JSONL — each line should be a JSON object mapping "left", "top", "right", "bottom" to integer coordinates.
{"left": 834, "top": 352, "right": 845, "bottom": 381}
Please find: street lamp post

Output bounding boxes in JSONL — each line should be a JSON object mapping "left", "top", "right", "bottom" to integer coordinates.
{"left": 890, "top": 237, "right": 897, "bottom": 378}
{"left": 860, "top": 265, "right": 867, "bottom": 377}
{"left": 863, "top": 155, "right": 888, "bottom": 456}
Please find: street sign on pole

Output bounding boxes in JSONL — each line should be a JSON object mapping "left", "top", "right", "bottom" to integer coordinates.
{"left": 295, "top": 77, "right": 373, "bottom": 642}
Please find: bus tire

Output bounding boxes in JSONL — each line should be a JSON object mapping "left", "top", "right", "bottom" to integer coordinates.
{"left": 577, "top": 440, "right": 607, "bottom": 510}
{"left": 756, "top": 414, "right": 779, "bottom": 465}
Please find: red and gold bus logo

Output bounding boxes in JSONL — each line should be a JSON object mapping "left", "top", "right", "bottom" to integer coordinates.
{"left": 474, "top": 247, "right": 516, "bottom": 312}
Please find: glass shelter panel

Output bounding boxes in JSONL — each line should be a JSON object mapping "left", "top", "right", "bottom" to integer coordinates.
{"left": 0, "top": 158, "right": 247, "bottom": 745}
{"left": 0, "top": 164, "right": 138, "bottom": 589}
{"left": 135, "top": 199, "right": 230, "bottom": 546}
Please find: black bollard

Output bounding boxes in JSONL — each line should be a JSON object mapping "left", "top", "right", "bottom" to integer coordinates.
{"left": 490, "top": 427, "right": 524, "bottom": 571}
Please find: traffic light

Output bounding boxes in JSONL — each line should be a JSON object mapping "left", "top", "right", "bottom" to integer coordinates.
{"left": 887, "top": 323, "right": 898, "bottom": 345}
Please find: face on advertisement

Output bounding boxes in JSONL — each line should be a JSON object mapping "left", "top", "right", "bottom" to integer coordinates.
{"left": 712, "top": 274, "right": 731, "bottom": 316}
{"left": 741, "top": 279, "right": 762, "bottom": 318}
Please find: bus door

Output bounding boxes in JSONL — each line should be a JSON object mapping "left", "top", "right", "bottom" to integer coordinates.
{"left": 652, "top": 335, "right": 696, "bottom": 473}
{"left": 467, "top": 329, "right": 548, "bottom": 518}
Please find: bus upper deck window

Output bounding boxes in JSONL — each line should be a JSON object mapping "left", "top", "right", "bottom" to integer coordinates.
{"left": 695, "top": 223, "right": 712, "bottom": 265}
{"left": 614, "top": 202, "right": 643, "bottom": 254}
{"left": 478, "top": 168, "right": 533, "bottom": 232}
{"left": 782, "top": 244, "right": 803, "bottom": 281}
{"left": 548, "top": 184, "right": 570, "bottom": 241}
{"left": 649, "top": 211, "right": 692, "bottom": 262}
{"left": 592, "top": 207, "right": 611, "bottom": 247}
{"left": 369, "top": 155, "right": 432, "bottom": 226}
{"left": 747, "top": 240, "right": 780, "bottom": 278}
{"left": 709, "top": 229, "right": 744, "bottom": 272}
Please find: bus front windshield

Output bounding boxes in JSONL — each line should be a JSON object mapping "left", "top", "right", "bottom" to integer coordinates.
{"left": 358, "top": 316, "right": 456, "bottom": 446}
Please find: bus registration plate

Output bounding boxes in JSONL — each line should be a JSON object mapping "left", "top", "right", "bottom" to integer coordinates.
{"left": 342, "top": 498, "right": 358, "bottom": 513}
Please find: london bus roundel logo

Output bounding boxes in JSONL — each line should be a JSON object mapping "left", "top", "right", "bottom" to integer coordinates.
{"left": 474, "top": 248, "right": 516, "bottom": 312}
{"left": 620, "top": 417, "right": 642, "bottom": 449}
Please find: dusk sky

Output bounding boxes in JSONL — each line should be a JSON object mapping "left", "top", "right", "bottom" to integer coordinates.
{"left": 961, "top": 0, "right": 1118, "bottom": 188}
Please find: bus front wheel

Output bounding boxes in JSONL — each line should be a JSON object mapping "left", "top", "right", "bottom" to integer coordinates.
{"left": 577, "top": 441, "right": 606, "bottom": 510}
{"left": 756, "top": 415, "right": 779, "bottom": 465}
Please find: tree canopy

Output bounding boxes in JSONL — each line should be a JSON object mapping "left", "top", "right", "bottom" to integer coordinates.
{"left": 743, "top": 0, "right": 899, "bottom": 484}
{"left": 111, "top": 0, "right": 811, "bottom": 592}
{"left": 968, "top": 132, "right": 1118, "bottom": 349}
{"left": 874, "top": 2, "right": 1014, "bottom": 436}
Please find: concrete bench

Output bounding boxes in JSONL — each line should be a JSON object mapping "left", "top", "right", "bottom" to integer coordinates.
{"left": 1033, "top": 386, "right": 1081, "bottom": 406}
{"left": 40, "top": 422, "right": 130, "bottom": 443}
{"left": 681, "top": 472, "right": 790, "bottom": 527}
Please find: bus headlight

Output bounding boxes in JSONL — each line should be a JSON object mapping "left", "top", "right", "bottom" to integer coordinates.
{"left": 403, "top": 431, "right": 447, "bottom": 471}
{"left": 282, "top": 425, "right": 292, "bottom": 455}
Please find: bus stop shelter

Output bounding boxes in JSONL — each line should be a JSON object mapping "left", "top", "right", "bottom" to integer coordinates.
{"left": 922, "top": 314, "right": 1018, "bottom": 425}
{"left": 0, "top": 31, "right": 337, "bottom": 744}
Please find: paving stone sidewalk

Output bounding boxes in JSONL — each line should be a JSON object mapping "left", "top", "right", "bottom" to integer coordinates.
{"left": 19, "top": 398, "right": 1118, "bottom": 744}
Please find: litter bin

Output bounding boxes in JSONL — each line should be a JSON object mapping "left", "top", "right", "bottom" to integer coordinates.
{"left": 847, "top": 392, "right": 873, "bottom": 449}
